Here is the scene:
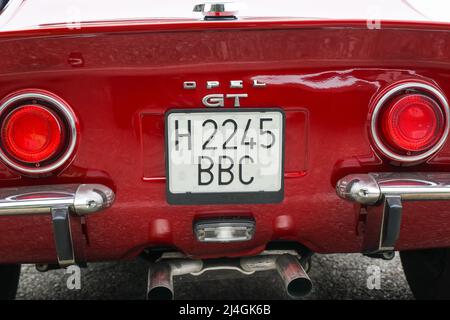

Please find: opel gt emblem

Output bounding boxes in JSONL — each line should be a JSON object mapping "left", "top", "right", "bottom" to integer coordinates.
{"left": 183, "top": 80, "right": 267, "bottom": 107}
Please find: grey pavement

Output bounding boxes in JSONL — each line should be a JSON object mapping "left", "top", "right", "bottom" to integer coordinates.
{"left": 16, "top": 253, "right": 413, "bottom": 300}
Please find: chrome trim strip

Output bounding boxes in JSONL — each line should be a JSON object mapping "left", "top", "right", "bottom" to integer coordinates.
{"left": 370, "top": 82, "right": 450, "bottom": 162}
{"left": 0, "top": 92, "right": 78, "bottom": 174}
{"left": 0, "top": 184, "right": 114, "bottom": 216}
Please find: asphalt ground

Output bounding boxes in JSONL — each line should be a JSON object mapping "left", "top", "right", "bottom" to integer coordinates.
{"left": 16, "top": 253, "right": 413, "bottom": 300}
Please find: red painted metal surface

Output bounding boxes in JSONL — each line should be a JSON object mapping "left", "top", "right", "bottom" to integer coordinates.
{"left": 2, "top": 19, "right": 450, "bottom": 263}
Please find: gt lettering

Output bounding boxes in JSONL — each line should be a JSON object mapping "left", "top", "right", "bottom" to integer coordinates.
{"left": 202, "top": 93, "right": 248, "bottom": 108}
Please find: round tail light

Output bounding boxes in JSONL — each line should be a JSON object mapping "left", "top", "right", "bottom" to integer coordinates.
{"left": 371, "top": 83, "right": 450, "bottom": 163}
{"left": 0, "top": 92, "right": 77, "bottom": 174}
{"left": 2, "top": 105, "right": 64, "bottom": 163}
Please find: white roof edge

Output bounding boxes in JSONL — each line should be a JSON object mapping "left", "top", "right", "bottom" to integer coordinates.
{"left": 1, "top": 0, "right": 450, "bottom": 32}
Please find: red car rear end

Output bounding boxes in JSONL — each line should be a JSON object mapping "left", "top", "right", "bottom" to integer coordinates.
{"left": 1, "top": 0, "right": 450, "bottom": 300}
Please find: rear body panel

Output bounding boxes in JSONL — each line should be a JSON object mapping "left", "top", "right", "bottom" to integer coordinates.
{"left": 1, "top": 18, "right": 450, "bottom": 263}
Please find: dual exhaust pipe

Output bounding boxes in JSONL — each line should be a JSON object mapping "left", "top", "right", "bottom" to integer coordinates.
{"left": 147, "top": 253, "right": 312, "bottom": 300}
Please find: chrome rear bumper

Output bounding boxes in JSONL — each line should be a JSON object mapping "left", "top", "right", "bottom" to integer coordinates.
{"left": 0, "top": 184, "right": 115, "bottom": 266}
{"left": 336, "top": 173, "right": 450, "bottom": 254}
{"left": 0, "top": 184, "right": 114, "bottom": 216}
{"left": 336, "top": 173, "right": 450, "bottom": 205}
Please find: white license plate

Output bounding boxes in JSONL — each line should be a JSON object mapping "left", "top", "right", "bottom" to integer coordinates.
{"left": 165, "top": 109, "right": 284, "bottom": 204}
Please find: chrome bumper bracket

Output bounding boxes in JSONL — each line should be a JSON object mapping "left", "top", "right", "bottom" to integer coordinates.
{"left": 381, "top": 196, "right": 403, "bottom": 249}
{"left": 362, "top": 195, "right": 403, "bottom": 254}
{"left": 336, "top": 173, "right": 450, "bottom": 254}
{"left": 51, "top": 207, "right": 75, "bottom": 267}
{"left": 0, "top": 184, "right": 115, "bottom": 266}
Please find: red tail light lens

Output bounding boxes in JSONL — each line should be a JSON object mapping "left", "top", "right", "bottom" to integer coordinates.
{"left": 371, "top": 83, "right": 450, "bottom": 163}
{"left": 381, "top": 94, "right": 445, "bottom": 152}
{"left": 1, "top": 105, "right": 64, "bottom": 163}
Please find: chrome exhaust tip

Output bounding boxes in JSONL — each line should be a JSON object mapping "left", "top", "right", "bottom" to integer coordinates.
{"left": 147, "top": 262, "right": 174, "bottom": 300}
{"left": 286, "top": 277, "right": 313, "bottom": 298}
{"left": 147, "top": 286, "right": 173, "bottom": 300}
{"left": 275, "top": 254, "right": 312, "bottom": 298}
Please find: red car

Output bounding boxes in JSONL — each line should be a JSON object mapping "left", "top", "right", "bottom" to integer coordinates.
{"left": 1, "top": 0, "right": 450, "bottom": 300}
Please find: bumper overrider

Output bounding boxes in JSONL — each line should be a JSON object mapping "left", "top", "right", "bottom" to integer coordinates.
{"left": 336, "top": 173, "right": 450, "bottom": 254}
{"left": 0, "top": 184, "right": 115, "bottom": 266}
